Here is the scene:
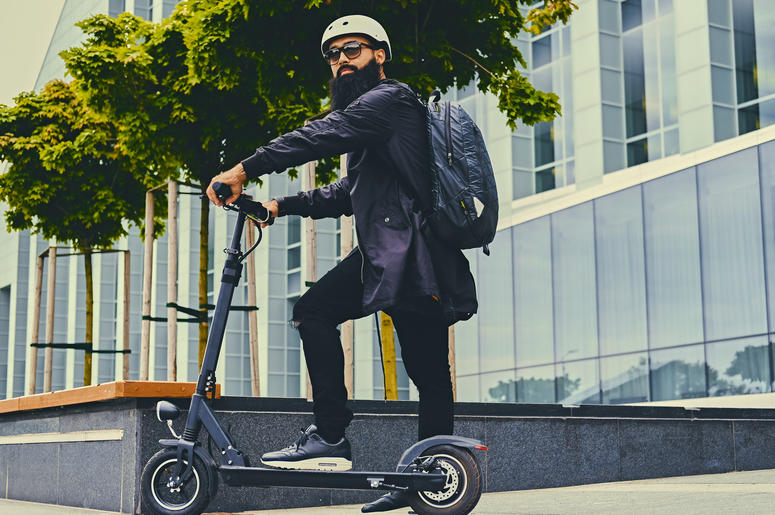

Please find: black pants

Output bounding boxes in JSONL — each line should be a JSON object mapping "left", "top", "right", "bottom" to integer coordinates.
{"left": 291, "top": 250, "right": 453, "bottom": 442}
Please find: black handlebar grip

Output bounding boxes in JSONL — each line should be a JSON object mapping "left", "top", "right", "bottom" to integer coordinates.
{"left": 213, "top": 182, "right": 232, "bottom": 203}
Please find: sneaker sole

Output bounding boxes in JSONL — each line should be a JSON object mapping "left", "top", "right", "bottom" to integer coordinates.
{"left": 260, "top": 457, "right": 352, "bottom": 471}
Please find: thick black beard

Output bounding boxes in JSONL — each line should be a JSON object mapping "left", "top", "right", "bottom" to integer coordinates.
{"left": 329, "top": 58, "right": 382, "bottom": 111}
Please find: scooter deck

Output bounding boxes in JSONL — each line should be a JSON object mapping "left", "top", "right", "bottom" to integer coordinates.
{"left": 219, "top": 465, "right": 446, "bottom": 491}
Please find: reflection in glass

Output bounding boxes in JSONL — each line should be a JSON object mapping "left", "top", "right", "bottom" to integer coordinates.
{"left": 552, "top": 204, "right": 599, "bottom": 361}
{"left": 534, "top": 121, "right": 555, "bottom": 167}
{"left": 733, "top": 0, "right": 757, "bottom": 103}
{"left": 536, "top": 168, "right": 556, "bottom": 193}
{"left": 533, "top": 34, "right": 552, "bottom": 69}
{"left": 643, "top": 169, "right": 703, "bottom": 348}
{"left": 601, "top": 353, "right": 649, "bottom": 403}
{"left": 624, "top": 29, "right": 647, "bottom": 137}
{"left": 456, "top": 375, "right": 480, "bottom": 402}
{"left": 516, "top": 365, "right": 555, "bottom": 403}
{"left": 595, "top": 187, "right": 647, "bottom": 356}
{"left": 482, "top": 370, "right": 516, "bottom": 403}
{"left": 756, "top": 141, "right": 775, "bottom": 330}
{"left": 697, "top": 149, "right": 767, "bottom": 340}
{"left": 627, "top": 138, "right": 648, "bottom": 166}
{"left": 650, "top": 345, "right": 706, "bottom": 400}
{"left": 513, "top": 218, "right": 555, "bottom": 367}
{"left": 622, "top": 0, "right": 643, "bottom": 32}
{"left": 752, "top": 0, "right": 775, "bottom": 98}
{"left": 556, "top": 359, "right": 600, "bottom": 404}
{"left": 660, "top": 13, "right": 678, "bottom": 126}
{"left": 707, "top": 337, "right": 770, "bottom": 395}
{"left": 477, "top": 232, "right": 515, "bottom": 372}
{"left": 739, "top": 103, "right": 759, "bottom": 134}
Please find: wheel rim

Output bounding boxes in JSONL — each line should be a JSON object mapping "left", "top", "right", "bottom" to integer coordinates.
{"left": 418, "top": 453, "right": 468, "bottom": 509}
{"left": 150, "top": 458, "right": 201, "bottom": 511}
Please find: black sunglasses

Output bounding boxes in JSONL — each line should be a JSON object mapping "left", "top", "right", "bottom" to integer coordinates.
{"left": 324, "top": 41, "right": 375, "bottom": 65}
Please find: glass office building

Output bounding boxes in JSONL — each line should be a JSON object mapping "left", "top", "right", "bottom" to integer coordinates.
{"left": 3, "top": 0, "right": 775, "bottom": 405}
{"left": 450, "top": 0, "right": 775, "bottom": 404}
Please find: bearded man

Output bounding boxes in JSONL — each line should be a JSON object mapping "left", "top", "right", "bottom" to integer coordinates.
{"left": 207, "top": 15, "right": 477, "bottom": 513}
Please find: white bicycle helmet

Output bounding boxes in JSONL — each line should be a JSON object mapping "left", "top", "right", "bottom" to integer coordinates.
{"left": 321, "top": 15, "right": 392, "bottom": 62}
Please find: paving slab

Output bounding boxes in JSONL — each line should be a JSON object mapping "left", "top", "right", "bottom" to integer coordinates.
{"left": 1, "top": 468, "right": 773, "bottom": 514}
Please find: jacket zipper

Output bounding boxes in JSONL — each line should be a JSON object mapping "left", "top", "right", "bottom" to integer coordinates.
{"left": 445, "top": 101, "right": 452, "bottom": 165}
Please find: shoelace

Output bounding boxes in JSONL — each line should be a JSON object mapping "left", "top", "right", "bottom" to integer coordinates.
{"left": 282, "top": 427, "right": 310, "bottom": 451}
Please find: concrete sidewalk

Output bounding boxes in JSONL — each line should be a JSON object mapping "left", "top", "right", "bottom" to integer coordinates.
{"left": 1, "top": 469, "right": 772, "bottom": 514}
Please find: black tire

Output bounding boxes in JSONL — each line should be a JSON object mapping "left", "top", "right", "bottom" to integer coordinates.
{"left": 140, "top": 448, "right": 212, "bottom": 515}
{"left": 408, "top": 444, "right": 482, "bottom": 515}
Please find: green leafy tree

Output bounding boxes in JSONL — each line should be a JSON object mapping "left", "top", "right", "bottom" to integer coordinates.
{"left": 0, "top": 80, "right": 165, "bottom": 387}
{"left": 63, "top": 0, "right": 577, "bottom": 365}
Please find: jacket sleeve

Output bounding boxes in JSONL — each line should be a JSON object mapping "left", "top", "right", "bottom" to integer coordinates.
{"left": 240, "top": 84, "right": 397, "bottom": 179}
{"left": 276, "top": 177, "right": 352, "bottom": 220}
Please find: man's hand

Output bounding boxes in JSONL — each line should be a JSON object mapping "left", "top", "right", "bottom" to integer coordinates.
{"left": 259, "top": 199, "right": 279, "bottom": 228}
{"left": 206, "top": 163, "right": 247, "bottom": 206}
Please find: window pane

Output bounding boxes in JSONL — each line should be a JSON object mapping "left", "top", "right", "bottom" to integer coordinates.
{"left": 556, "top": 359, "right": 601, "bottom": 404}
{"left": 752, "top": 0, "right": 775, "bottom": 98}
{"left": 643, "top": 169, "right": 704, "bottom": 347}
{"left": 602, "top": 69, "right": 623, "bottom": 104}
{"left": 514, "top": 218, "right": 554, "bottom": 367}
{"left": 536, "top": 168, "right": 556, "bottom": 193}
{"left": 512, "top": 136, "right": 532, "bottom": 169}
{"left": 599, "top": 0, "right": 620, "bottom": 33}
{"left": 601, "top": 353, "right": 649, "bottom": 403}
{"left": 738, "top": 102, "right": 759, "bottom": 134}
{"left": 698, "top": 149, "right": 767, "bottom": 340}
{"left": 713, "top": 105, "right": 736, "bottom": 142}
{"left": 600, "top": 34, "right": 621, "bottom": 68}
{"left": 604, "top": 141, "right": 625, "bottom": 173}
{"left": 603, "top": 104, "right": 624, "bottom": 139}
{"left": 513, "top": 169, "right": 533, "bottom": 200}
{"left": 708, "top": 0, "right": 730, "bottom": 27}
{"left": 756, "top": 141, "right": 775, "bottom": 330}
{"left": 733, "top": 0, "right": 758, "bottom": 103}
{"left": 533, "top": 35, "right": 552, "bottom": 68}
{"left": 287, "top": 246, "right": 301, "bottom": 269}
{"left": 707, "top": 337, "right": 770, "bottom": 395}
{"left": 534, "top": 121, "right": 555, "bottom": 167}
{"left": 477, "top": 232, "right": 514, "bottom": 372}
{"left": 660, "top": 13, "right": 678, "bottom": 126}
{"left": 552, "top": 203, "right": 599, "bottom": 361}
{"left": 481, "top": 370, "right": 516, "bottom": 403}
{"left": 711, "top": 65, "right": 734, "bottom": 105}
{"left": 627, "top": 138, "right": 648, "bottom": 167}
{"left": 595, "top": 187, "right": 648, "bottom": 356}
{"left": 623, "top": 29, "right": 647, "bottom": 137}
{"left": 287, "top": 216, "right": 301, "bottom": 244}
{"left": 664, "top": 128, "right": 679, "bottom": 156}
{"left": 622, "top": 0, "right": 643, "bottom": 32}
{"left": 709, "top": 26, "right": 732, "bottom": 66}
{"left": 516, "top": 365, "right": 555, "bottom": 403}
{"left": 650, "top": 345, "right": 706, "bottom": 400}
{"left": 456, "top": 375, "right": 480, "bottom": 402}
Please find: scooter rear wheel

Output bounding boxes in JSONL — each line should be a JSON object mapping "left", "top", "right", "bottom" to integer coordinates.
{"left": 140, "top": 448, "right": 212, "bottom": 515}
{"left": 408, "top": 444, "right": 482, "bottom": 515}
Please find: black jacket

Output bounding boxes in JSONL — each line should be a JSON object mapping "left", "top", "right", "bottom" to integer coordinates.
{"left": 241, "top": 79, "right": 477, "bottom": 324}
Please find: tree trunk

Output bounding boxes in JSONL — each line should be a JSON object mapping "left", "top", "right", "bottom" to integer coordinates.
{"left": 198, "top": 195, "right": 209, "bottom": 367}
{"left": 43, "top": 246, "right": 56, "bottom": 393}
{"left": 84, "top": 249, "right": 93, "bottom": 387}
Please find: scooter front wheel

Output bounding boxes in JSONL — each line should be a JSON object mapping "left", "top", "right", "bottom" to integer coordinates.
{"left": 409, "top": 444, "right": 482, "bottom": 515}
{"left": 140, "top": 448, "right": 212, "bottom": 515}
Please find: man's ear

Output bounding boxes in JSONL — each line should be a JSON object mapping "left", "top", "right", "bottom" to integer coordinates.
{"left": 375, "top": 48, "right": 386, "bottom": 65}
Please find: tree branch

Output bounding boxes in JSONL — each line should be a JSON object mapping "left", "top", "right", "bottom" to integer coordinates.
{"left": 449, "top": 46, "right": 496, "bottom": 80}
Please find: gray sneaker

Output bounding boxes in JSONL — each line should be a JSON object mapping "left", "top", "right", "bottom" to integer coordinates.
{"left": 260, "top": 425, "right": 352, "bottom": 471}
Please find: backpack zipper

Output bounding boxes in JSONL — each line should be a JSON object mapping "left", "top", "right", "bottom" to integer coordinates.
{"left": 445, "top": 101, "right": 452, "bottom": 165}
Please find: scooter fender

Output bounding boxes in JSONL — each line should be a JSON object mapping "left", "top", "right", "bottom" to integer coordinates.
{"left": 394, "top": 435, "right": 486, "bottom": 472}
{"left": 159, "top": 438, "right": 219, "bottom": 498}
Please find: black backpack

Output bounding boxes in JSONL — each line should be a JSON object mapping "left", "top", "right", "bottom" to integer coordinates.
{"left": 422, "top": 90, "right": 498, "bottom": 255}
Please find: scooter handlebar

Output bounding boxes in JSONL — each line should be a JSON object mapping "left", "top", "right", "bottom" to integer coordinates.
{"left": 212, "top": 182, "right": 272, "bottom": 223}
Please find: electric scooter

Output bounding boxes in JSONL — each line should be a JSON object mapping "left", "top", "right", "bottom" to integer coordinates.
{"left": 139, "top": 183, "right": 487, "bottom": 515}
